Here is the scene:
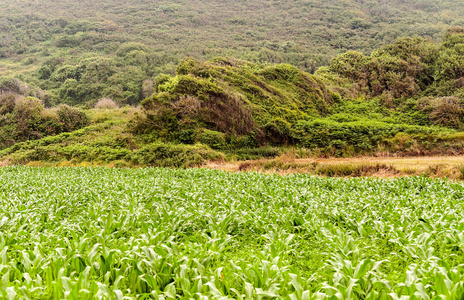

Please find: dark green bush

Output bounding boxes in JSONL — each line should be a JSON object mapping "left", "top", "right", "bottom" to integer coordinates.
{"left": 132, "top": 143, "right": 223, "bottom": 168}
{"left": 328, "top": 37, "right": 439, "bottom": 99}
{"left": 131, "top": 58, "right": 334, "bottom": 146}
{"left": 0, "top": 95, "right": 90, "bottom": 149}
{"left": 198, "top": 129, "right": 226, "bottom": 150}
{"left": 296, "top": 118, "right": 445, "bottom": 150}
{"left": 56, "top": 105, "right": 90, "bottom": 132}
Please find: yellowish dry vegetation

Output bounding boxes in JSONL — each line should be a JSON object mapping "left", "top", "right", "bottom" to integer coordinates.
{"left": 206, "top": 155, "right": 464, "bottom": 179}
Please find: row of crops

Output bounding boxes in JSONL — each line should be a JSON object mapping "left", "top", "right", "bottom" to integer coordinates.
{"left": 1, "top": 167, "right": 464, "bottom": 299}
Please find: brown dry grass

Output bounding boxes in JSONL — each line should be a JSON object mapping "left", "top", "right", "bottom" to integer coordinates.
{"left": 2, "top": 155, "right": 463, "bottom": 179}
{"left": 206, "top": 155, "right": 464, "bottom": 179}
{"left": 94, "top": 98, "right": 119, "bottom": 109}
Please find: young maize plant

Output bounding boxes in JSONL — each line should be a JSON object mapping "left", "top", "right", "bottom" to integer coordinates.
{"left": 0, "top": 167, "right": 463, "bottom": 299}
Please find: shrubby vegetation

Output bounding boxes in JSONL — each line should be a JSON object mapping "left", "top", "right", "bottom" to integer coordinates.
{"left": 296, "top": 118, "right": 445, "bottom": 150}
{"left": 3, "top": 1, "right": 464, "bottom": 162}
{"left": 0, "top": 93, "right": 89, "bottom": 149}
{"left": 323, "top": 28, "right": 464, "bottom": 106}
{"left": 4, "top": 32, "right": 464, "bottom": 163}
{"left": 130, "top": 51, "right": 463, "bottom": 155}
{"left": 0, "top": 108, "right": 224, "bottom": 168}
{"left": 130, "top": 58, "right": 335, "bottom": 147}
{"left": 2, "top": 0, "right": 464, "bottom": 105}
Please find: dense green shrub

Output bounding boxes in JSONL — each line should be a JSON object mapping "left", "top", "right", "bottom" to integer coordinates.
{"left": 296, "top": 118, "right": 445, "bottom": 150}
{"left": 0, "top": 95, "right": 90, "bottom": 149}
{"left": 198, "top": 129, "right": 226, "bottom": 150}
{"left": 328, "top": 37, "right": 439, "bottom": 98}
{"left": 132, "top": 143, "right": 223, "bottom": 168}
{"left": 437, "top": 28, "right": 464, "bottom": 81}
{"left": 326, "top": 28, "right": 464, "bottom": 107}
{"left": 131, "top": 58, "right": 334, "bottom": 146}
{"left": 56, "top": 104, "right": 90, "bottom": 132}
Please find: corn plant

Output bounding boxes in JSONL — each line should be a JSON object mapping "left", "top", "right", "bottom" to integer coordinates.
{"left": 0, "top": 167, "right": 463, "bottom": 298}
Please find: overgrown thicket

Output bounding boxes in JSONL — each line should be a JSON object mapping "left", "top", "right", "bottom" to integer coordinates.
{"left": 130, "top": 58, "right": 336, "bottom": 148}
{"left": 0, "top": 131, "right": 223, "bottom": 168}
{"left": 32, "top": 44, "right": 165, "bottom": 106}
{"left": 130, "top": 48, "right": 461, "bottom": 154}
{"left": 0, "top": 92, "right": 89, "bottom": 150}
{"left": 323, "top": 29, "right": 464, "bottom": 124}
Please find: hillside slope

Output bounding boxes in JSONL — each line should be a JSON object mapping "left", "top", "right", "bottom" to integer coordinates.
{"left": 131, "top": 58, "right": 335, "bottom": 146}
{"left": 3, "top": 46, "right": 464, "bottom": 166}
{"left": 3, "top": 28, "right": 464, "bottom": 165}
{"left": 2, "top": 0, "right": 464, "bottom": 105}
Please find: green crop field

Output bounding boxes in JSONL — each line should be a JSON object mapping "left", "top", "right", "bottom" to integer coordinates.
{"left": 0, "top": 167, "right": 463, "bottom": 299}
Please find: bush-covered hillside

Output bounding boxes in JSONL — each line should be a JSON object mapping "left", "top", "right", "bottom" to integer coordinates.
{"left": 2, "top": 0, "right": 464, "bottom": 105}
{"left": 3, "top": 24, "right": 464, "bottom": 164}
{"left": 131, "top": 58, "right": 336, "bottom": 147}
{"left": 130, "top": 29, "right": 464, "bottom": 152}
{"left": 131, "top": 56, "right": 460, "bottom": 153}
{"left": 322, "top": 29, "right": 464, "bottom": 102}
